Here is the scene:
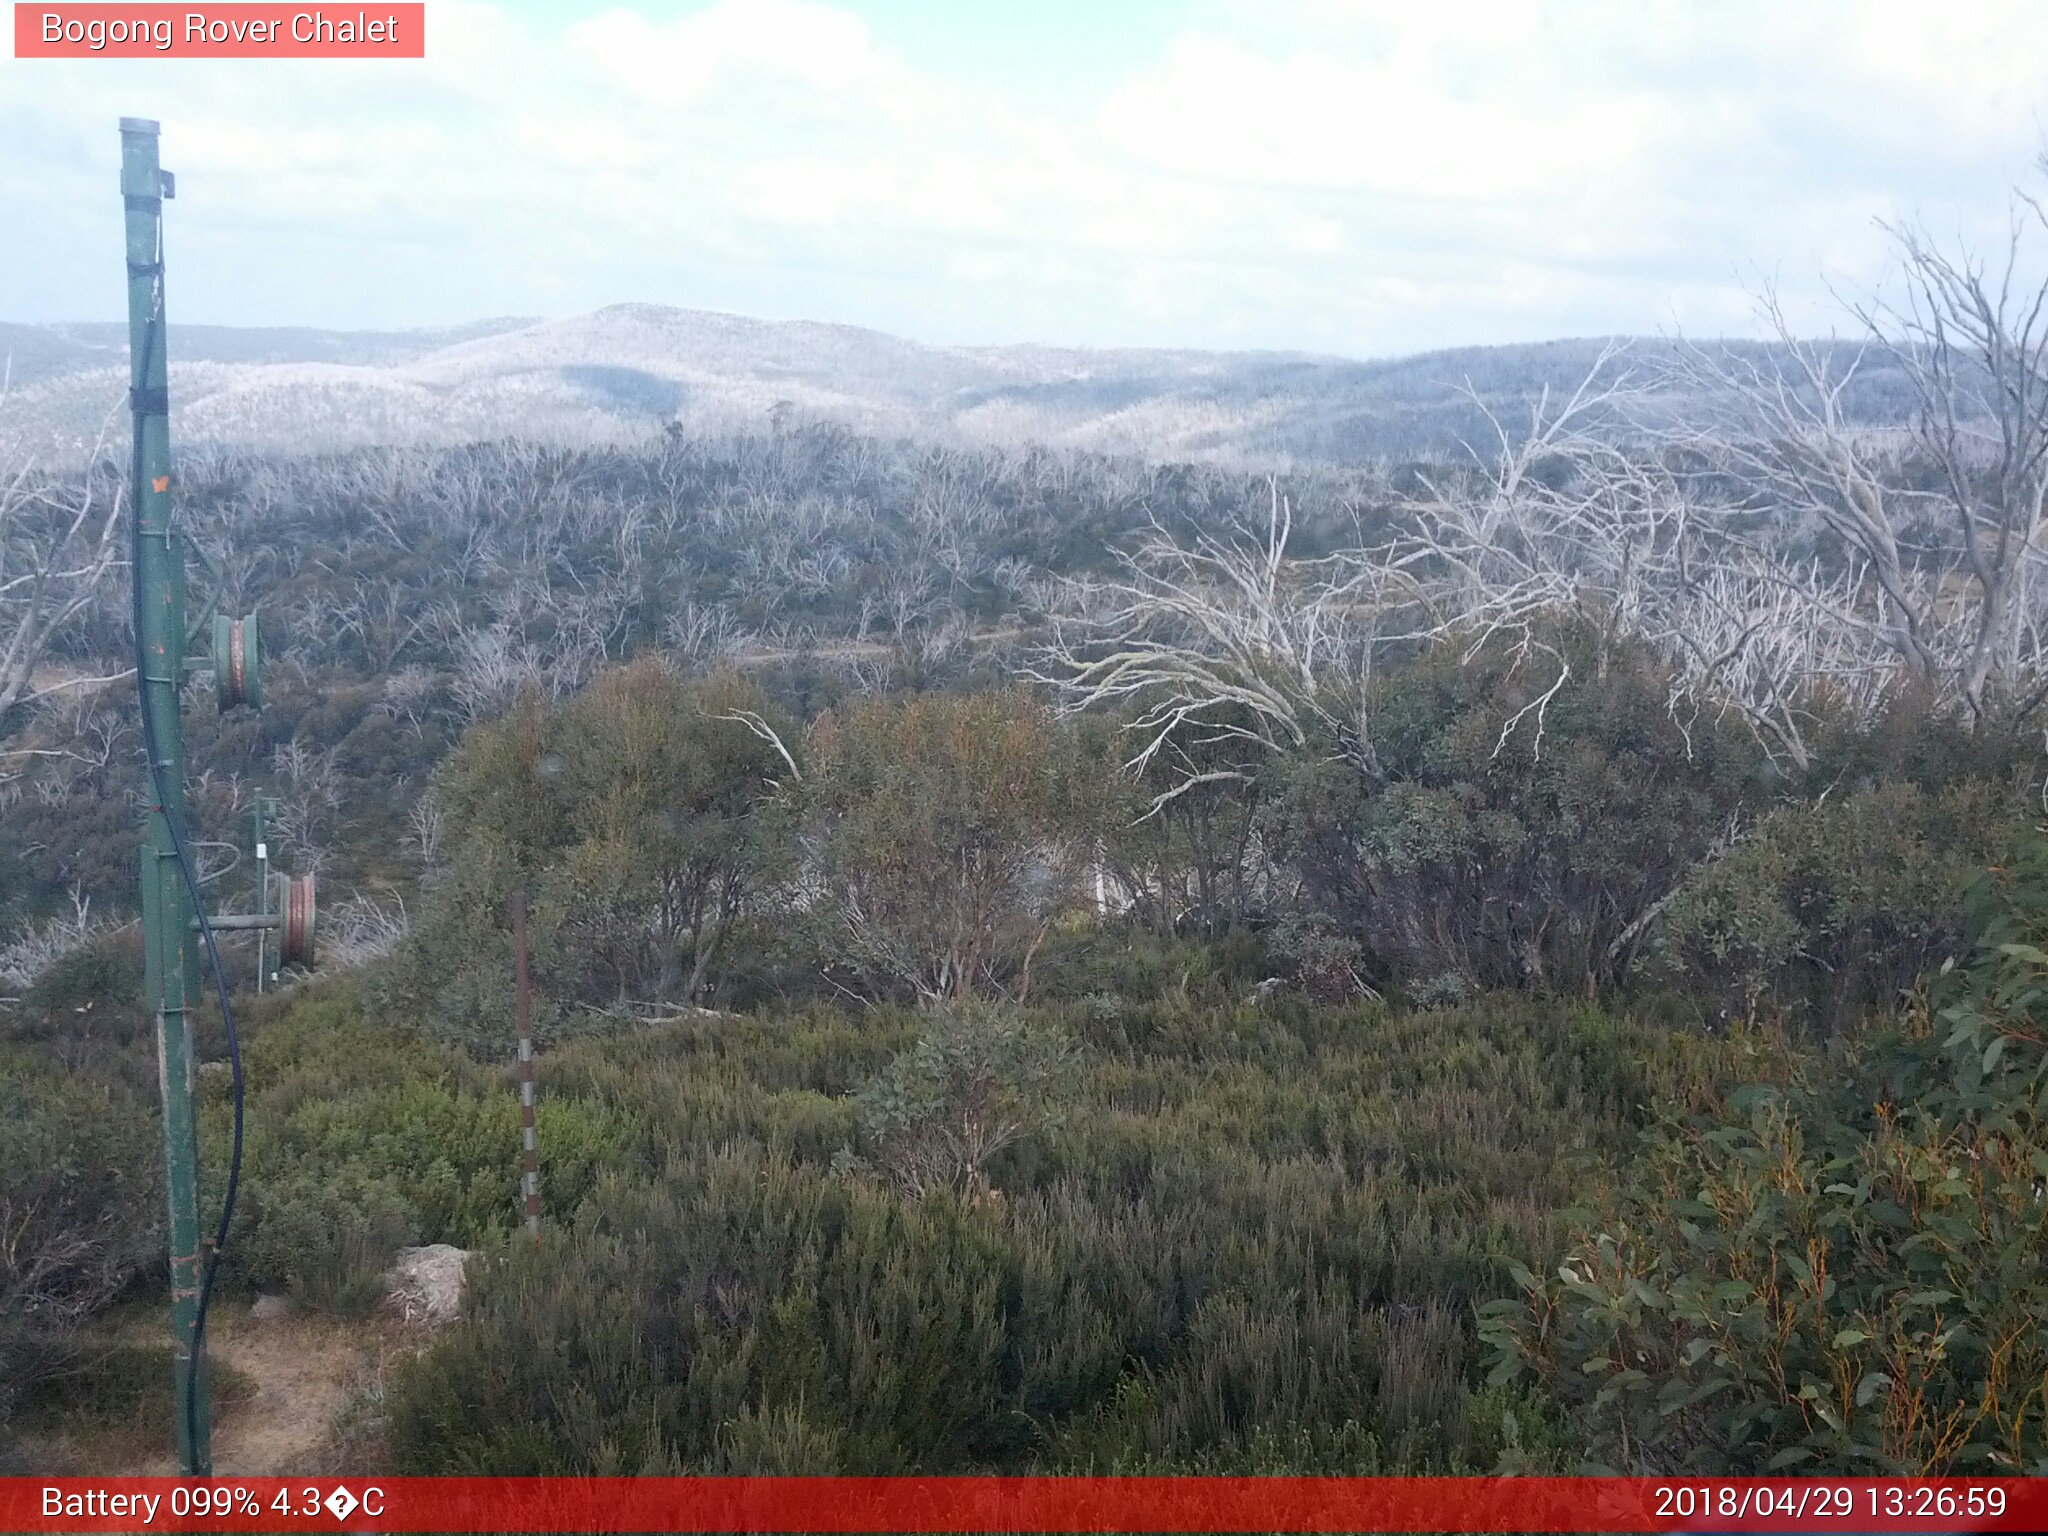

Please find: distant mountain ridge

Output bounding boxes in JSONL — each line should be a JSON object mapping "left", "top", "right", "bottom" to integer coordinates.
{"left": 0, "top": 305, "right": 1907, "bottom": 467}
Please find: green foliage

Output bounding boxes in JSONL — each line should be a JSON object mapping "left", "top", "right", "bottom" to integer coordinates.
{"left": 1654, "top": 779, "right": 2024, "bottom": 1031}
{"left": 22, "top": 934, "right": 142, "bottom": 1016}
{"left": 6, "top": 930, "right": 153, "bottom": 1084}
{"left": 1262, "top": 627, "right": 1763, "bottom": 994}
{"left": 196, "top": 981, "right": 632, "bottom": 1312}
{"left": 841, "top": 1003, "right": 1081, "bottom": 1199}
{"left": 15, "top": 1340, "right": 181, "bottom": 1438}
{"left": 537, "top": 661, "right": 797, "bottom": 1004}
{"left": 1097, "top": 710, "right": 1265, "bottom": 937}
{"left": 1025, "top": 923, "right": 1270, "bottom": 1010}
{"left": 10, "top": 1336, "right": 257, "bottom": 1471}
{"left": 0, "top": 1042, "right": 161, "bottom": 1427}
{"left": 1486, "top": 831, "right": 2048, "bottom": 1474}
{"left": 385, "top": 661, "right": 795, "bottom": 1048}
{"left": 1265, "top": 917, "right": 1379, "bottom": 1005}
{"left": 805, "top": 688, "right": 1112, "bottom": 1002}
{"left": 381, "top": 989, "right": 1739, "bottom": 1473}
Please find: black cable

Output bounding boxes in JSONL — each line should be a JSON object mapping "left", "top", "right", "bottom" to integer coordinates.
{"left": 129, "top": 226, "right": 244, "bottom": 1468}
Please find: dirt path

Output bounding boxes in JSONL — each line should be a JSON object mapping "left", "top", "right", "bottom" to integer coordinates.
{"left": 212, "top": 1315, "right": 367, "bottom": 1476}
{"left": 126, "top": 1310, "right": 386, "bottom": 1476}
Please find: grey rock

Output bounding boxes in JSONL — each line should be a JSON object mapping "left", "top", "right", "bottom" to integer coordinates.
{"left": 383, "top": 1243, "right": 471, "bottom": 1328}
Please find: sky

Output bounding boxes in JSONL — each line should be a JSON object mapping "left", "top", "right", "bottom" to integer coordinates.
{"left": 4, "top": 0, "right": 2048, "bottom": 358}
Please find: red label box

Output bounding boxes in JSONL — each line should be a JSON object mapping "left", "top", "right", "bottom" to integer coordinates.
{"left": 2, "top": 1476, "right": 2045, "bottom": 1534}
{"left": 13, "top": 3, "right": 425, "bottom": 57}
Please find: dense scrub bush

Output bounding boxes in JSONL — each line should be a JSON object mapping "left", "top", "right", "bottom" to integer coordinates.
{"left": 6, "top": 1337, "right": 259, "bottom": 1475}
{"left": 839, "top": 1004, "right": 1081, "bottom": 1200}
{"left": 536, "top": 661, "right": 796, "bottom": 1002}
{"left": 1793, "top": 689, "right": 2046, "bottom": 804}
{"left": 196, "top": 983, "right": 631, "bottom": 1310}
{"left": 1024, "top": 923, "right": 1271, "bottom": 1008}
{"left": 383, "top": 662, "right": 795, "bottom": 1047}
{"left": 382, "top": 990, "right": 1742, "bottom": 1473}
{"left": 1487, "top": 833, "right": 2048, "bottom": 1473}
{"left": 0, "top": 1042, "right": 161, "bottom": 1428}
{"left": 1652, "top": 779, "right": 2025, "bottom": 1031}
{"left": 1262, "top": 628, "right": 1763, "bottom": 995}
{"left": 805, "top": 688, "right": 1113, "bottom": 1002}
{"left": 4, "top": 930, "right": 152, "bottom": 1084}
{"left": 1098, "top": 724, "right": 1266, "bottom": 938}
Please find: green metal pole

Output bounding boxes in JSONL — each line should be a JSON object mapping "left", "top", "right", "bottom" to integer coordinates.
{"left": 122, "top": 115, "right": 212, "bottom": 1478}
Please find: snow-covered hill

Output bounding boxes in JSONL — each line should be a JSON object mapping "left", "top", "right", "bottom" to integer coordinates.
{"left": 0, "top": 305, "right": 1909, "bottom": 467}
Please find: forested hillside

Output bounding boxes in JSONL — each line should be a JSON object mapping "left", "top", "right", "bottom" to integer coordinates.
{"left": 3, "top": 308, "right": 1921, "bottom": 465}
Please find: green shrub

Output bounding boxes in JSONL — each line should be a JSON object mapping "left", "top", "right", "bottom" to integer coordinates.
{"left": 1261, "top": 625, "right": 1764, "bottom": 994}
{"left": 1266, "top": 917, "right": 1379, "bottom": 1005}
{"left": 225, "top": 1168, "right": 420, "bottom": 1313}
{"left": 383, "top": 990, "right": 1742, "bottom": 1474}
{"left": 0, "top": 1044, "right": 161, "bottom": 1428}
{"left": 12, "top": 1338, "right": 257, "bottom": 1467}
{"left": 5, "top": 930, "right": 153, "bottom": 1087}
{"left": 840, "top": 1004, "right": 1081, "bottom": 1200}
{"left": 25, "top": 963, "right": 1743, "bottom": 1476}
{"left": 1653, "top": 780, "right": 2023, "bottom": 1031}
{"left": 383, "top": 664, "right": 795, "bottom": 1049}
{"left": 1486, "top": 832, "right": 2048, "bottom": 1474}
{"left": 804, "top": 688, "right": 1112, "bottom": 1002}
{"left": 199, "top": 981, "right": 566, "bottom": 1309}
{"left": 1026, "top": 924, "right": 1270, "bottom": 1008}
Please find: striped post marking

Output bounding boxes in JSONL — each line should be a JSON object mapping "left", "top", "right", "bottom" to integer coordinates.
{"left": 513, "top": 888, "right": 539, "bottom": 1245}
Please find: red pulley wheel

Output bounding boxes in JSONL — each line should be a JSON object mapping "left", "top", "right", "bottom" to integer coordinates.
{"left": 278, "top": 872, "right": 316, "bottom": 967}
{"left": 213, "top": 613, "right": 262, "bottom": 711}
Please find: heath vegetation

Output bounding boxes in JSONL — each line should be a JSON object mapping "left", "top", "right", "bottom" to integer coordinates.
{"left": 9, "top": 190, "right": 2048, "bottom": 1474}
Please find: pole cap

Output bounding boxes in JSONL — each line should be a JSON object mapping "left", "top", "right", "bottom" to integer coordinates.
{"left": 119, "top": 116, "right": 161, "bottom": 135}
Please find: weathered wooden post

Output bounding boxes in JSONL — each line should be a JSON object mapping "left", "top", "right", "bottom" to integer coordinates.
{"left": 514, "top": 889, "right": 540, "bottom": 1244}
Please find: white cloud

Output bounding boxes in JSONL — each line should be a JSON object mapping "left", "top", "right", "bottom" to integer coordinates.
{"left": 568, "top": 0, "right": 932, "bottom": 115}
{"left": 5, "top": 0, "right": 2048, "bottom": 355}
{"left": 1098, "top": 33, "right": 1657, "bottom": 203}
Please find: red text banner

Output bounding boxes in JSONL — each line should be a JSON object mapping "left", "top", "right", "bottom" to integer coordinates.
{"left": 13, "top": 5, "right": 424, "bottom": 58}
{"left": 1, "top": 1477, "right": 2043, "bottom": 1534}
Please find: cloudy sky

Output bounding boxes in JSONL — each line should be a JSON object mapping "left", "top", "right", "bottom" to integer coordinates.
{"left": 4, "top": 0, "right": 2047, "bottom": 357}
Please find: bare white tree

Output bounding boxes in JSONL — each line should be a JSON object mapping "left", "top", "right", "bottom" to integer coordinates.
{"left": 1655, "top": 550, "right": 1886, "bottom": 770}
{"left": 0, "top": 395, "right": 129, "bottom": 727}
{"left": 449, "top": 622, "right": 543, "bottom": 723}
{"left": 269, "top": 737, "right": 342, "bottom": 874}
{"left": 322, "top": 891, "right": 409, "bottom": 969}
{"left": 1380, "top": 347, "right": 1687, "bottom": 753}
{"left": 1666, "top": 189, "right": 2048, "bottom": 735}
{"left": 378, "top": 665, "right": 438, "bottom": 736}
{"left": 1041, "top": 347, "right": 1888, "bottom": 803}
{"left": 662, "top": 598, "right": 751, "bottom": 666}
{"left": 402, "top": 791, "right": 446, "bottom": 879}
{"left": 1385, "top": 351, "right": 1908, "bottom": 771}
{"left": 1037, "top": 484, "right": 1393, "bottom": 815}
{"left": 0, "top": 886, "right": 107, "bottom": 994}
{"left": 1050, "top": 191, "right": 2048, "bottom": 803}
